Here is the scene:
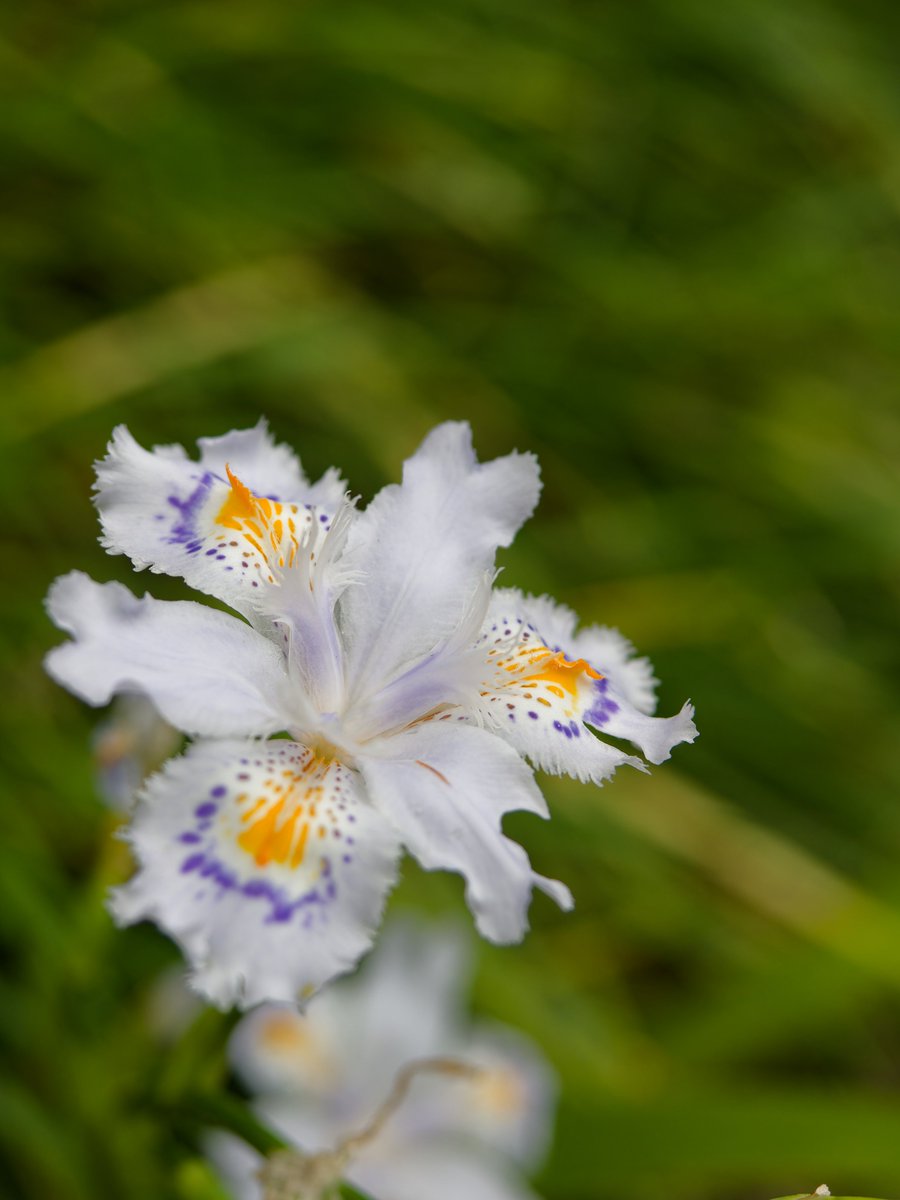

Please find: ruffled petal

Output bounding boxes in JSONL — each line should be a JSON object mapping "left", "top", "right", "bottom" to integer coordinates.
{"left": 487, "top": 589, "right": 659, "bottom": 715}
{"left": 339, "top": 422, "right": 541, "bottom": 711}
{"left": 196, "top": 423, "right": 344, "bottom": 507}
{"left": 476, "top": 590, "right": 696, "bottom": 781}
{"left": 94, "top": 422, "right": 345, "bottom": 611}
{"left": 111, "top": 739, "right": 402, "bottom": 1008}
{"left": 360, "top": 724, "right": 572, "bottom": 945}
{"left": 574, "top": 624, "right": 658, "bottom": 714}
{"left": 45, "top": 572, "right": 292, "bottom": 738}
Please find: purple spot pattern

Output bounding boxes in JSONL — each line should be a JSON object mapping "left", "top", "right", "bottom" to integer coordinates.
{"left": 174, "top": 764, "right": 355, "bottom": 927}
{"left": 478, "top": 611, "right": 610, "bottom": 741}
{"left": 166, "top": 471, "right": 218, "bottom": 553}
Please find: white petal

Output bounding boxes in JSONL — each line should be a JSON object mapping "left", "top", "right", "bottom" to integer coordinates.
{"left": 94, "top": 423, "right": 343, "bottom": 611}
{"left": 339, "top": 422, "right": 541, "bottom": 709}
{"left": 229, "top": 1002, "right": 349, "bottom": 1103}
{"left": 111, "top": 739, "right": 402, "bottom": 1008}
{"left": 477, "top": 591, "right": 696, "bottom": 780}
{"left": 360, "top": 724, "right": 571, "bottom": 945}
{"left": 196, "top": 420, "right": 342, "bottom": 505}
{"left": 574, "top": 623, "right": 658, "bottom": 714}
{"left": 45, "top": 572, "right": 291, "bottom": 738}
{"left": 351, "top": 1141, "right": 541, "bottom": 1200}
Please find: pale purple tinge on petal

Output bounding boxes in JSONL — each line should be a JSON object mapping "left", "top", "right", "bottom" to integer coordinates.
{"left": 339, "top": 422, "right": 541, "bottom": 711}
{"left": 360, "top": 723, "right": 572, "bottom": 945}
{"left": 110, "top": 739, "right": 402, "bottom": 1009}
{"left": 92, "top": 694, "right": 181, "bottom": 810}
{"left": 212, "top": 920, "right": 554, "bottom": 1200}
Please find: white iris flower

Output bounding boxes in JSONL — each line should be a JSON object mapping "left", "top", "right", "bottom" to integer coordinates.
{"left": 46, "top": 420, "right": 696, "bottom": 1008}
{"left": 211, "top": 919, "right": 556, "bottom": 1200}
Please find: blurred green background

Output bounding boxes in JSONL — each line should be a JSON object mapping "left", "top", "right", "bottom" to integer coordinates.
{"left": 3, "top": 0, "right": 900, "bottom": 1197}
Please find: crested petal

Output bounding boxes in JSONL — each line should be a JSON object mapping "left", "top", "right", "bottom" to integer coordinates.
{"left": 111, "top": 739, "right": 402, "bottom": 1009}
{"left": 94, "top": 422, "right": 345, "bottom": 612}
{"left": 45, "top": 572, "right": 292, "bottom": 738}
{"left": 339, "top": 422, "right": 541, "bottom": 710}
{"left": 476, "top": 590, "right": 696, "bottom": 781}
{"left": 360, "top": 723, "right": 572, "bottom": 945}
{"left": 487, "top": 589, "right": 659, "bottom": 715}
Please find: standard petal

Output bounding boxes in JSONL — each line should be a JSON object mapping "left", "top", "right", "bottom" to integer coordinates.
{"left": 339, "top": 422, "right": 541, "bottom": 709}
{"left": 45, "top": 572, "right": 292, "bottom": 738}
{"left": 476, "top": 590, "right": 696, "bottom": 781}
{"left": 110, "top": 738, "right": 402, "bottom": 1008}
{"left": 360, "top": 723, "right": 571, "bottom": 945}
{"left": 94, "top": 423, "right": 344, "bottom": 611}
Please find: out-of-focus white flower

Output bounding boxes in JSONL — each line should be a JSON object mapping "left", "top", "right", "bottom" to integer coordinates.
{"left": 46, "top": 420, "right": 696, "bottom": 1008}
{"left": 210, "top": 920, "right": 554, "bottom": 1200}
{"left": 93, "top": 694, "right": 181, "bottom": 809}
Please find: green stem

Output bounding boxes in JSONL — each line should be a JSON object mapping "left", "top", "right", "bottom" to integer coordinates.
{"left": 159, "top": 1091, "right": 288, "bottom": 1156}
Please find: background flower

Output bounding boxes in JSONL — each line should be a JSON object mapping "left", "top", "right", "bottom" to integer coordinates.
{"left": 210, "top": 918, "right": 556, "bottom": 1200}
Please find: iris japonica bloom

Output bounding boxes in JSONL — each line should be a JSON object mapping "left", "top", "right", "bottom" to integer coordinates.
{"left": 211, "top": 919, "right": 556, "bottom": 1200}
{"left": 46, "top": 420, "right": 696, "bottom": 1007}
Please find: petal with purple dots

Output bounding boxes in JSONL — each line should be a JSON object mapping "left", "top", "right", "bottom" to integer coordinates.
{"left": 94, "top": 421, "right": 346, "bottom": 614}
{"left": 475, "top": 590, "right": 696, "bottom": 782}
{"left": 111, "top": 739, "right": 401, "bottom": 1008}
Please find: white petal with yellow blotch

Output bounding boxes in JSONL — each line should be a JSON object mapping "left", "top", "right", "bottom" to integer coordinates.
{"left": 111, "top": 739, "right": 401, "bottom": 1008}
{"left": 95, "top": 421, "right": 346, "bottom": 614}
{"left": 474, "top": 588, "right": 696, "bottom": 782}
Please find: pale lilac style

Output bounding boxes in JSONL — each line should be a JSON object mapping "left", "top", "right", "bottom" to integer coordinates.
{"left": 45, "top": 420, "right": 696, "bottom": 1008}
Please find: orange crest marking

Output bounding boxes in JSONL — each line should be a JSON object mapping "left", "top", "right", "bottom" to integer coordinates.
{"left": 216, "top": 464, "right": 259, "bottom": 529}
{"left": 521, "top": 651, "right": 602, "bottom": 698}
